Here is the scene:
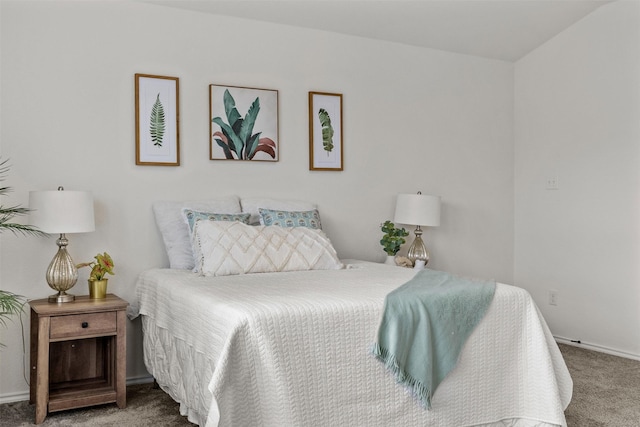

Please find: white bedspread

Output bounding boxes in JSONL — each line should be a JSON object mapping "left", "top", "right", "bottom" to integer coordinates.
{"left": 133, "top": 260, "right": 572, "bottom": 427}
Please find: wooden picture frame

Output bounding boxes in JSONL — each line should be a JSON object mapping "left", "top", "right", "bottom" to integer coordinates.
{"left": 210, "top": 84, "right": 279, "bottom": 161}
{"left": 309, "top": 92, "right": 343, "bottom": 171}
{"left": 135, "top": 74, "right": 180, "bottom": 166}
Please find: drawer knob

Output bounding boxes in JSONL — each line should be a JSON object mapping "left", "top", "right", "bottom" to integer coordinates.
{"left": 81, "top": 322, "right": 89, "bottom": 328}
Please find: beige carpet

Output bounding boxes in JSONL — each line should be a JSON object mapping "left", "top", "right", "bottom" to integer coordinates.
{"left": 0, "top": 383, "right": 192, "bottom": 426}
{"left": 561, "top": 343, "right": 640, "bottom": 426}
{"left": 1, "top": 344, "right": 639, "bottom": 426}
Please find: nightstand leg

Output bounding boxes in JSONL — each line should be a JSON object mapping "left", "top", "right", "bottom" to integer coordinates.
{"left": 35, "top": 316, "right": 50, "bottom": 424}
{"left": 115, "top": 310, "right": 127, "bottom": 408}
{"left": 29, "top": 309, "right": 37, "bottom": 405}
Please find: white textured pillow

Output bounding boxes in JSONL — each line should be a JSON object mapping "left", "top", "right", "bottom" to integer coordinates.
{"left": 191, "top": 220, "right": 343, "bottom": 276}
{"left": 240, "top": 197, "right": 317, "bottom": 225}
{"left": 153, "top": 196, "right": 241, "bottom": 269}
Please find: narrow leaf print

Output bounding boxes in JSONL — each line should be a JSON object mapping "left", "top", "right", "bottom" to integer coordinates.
{"left": 150, "top": 93, "right": 166, "bottom": 147}
{"left": 318, "top": 108, "right": 334, "bottom": 155}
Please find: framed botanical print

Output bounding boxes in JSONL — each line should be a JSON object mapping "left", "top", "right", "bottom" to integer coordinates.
{"left": 209, "top": 85, "right": 279, "bottom": 161}
{"left": 309, "top": 92, "right": 343, "bottom": 171}
{"left": 135, "top": 74, "right": 180, "bottom": 166}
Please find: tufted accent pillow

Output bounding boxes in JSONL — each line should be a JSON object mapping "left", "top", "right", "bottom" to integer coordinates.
{"left": 191, "top": 220, "right": 343, "bottom": 276}
{"left": 258, "top": 208, "right": 322, "bottom": 229}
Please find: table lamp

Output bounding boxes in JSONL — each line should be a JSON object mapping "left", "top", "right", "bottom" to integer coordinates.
{"left": 29, "top": 187, "right": 95, "bottom": 303}
{"left": 393, "top": 191, "right": 441, "bottom": 266}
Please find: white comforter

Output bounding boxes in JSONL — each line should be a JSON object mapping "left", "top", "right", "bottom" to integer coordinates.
{"left": 133, "top": 260, "right": 572, "bottom": 427}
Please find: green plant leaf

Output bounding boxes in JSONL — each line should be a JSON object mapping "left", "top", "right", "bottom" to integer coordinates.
{"left": 0, "top": 290, "right": 23, "bottom": 325}
{"left": 380, "top": 220, "right": 408, "bottom": 255}
{"left": 0, "top": 158, "right": 45, "bottom": 347}
{"left": 212, "top": 117, "right": 244, "bottom": 156}
{"left": 0, "top": 158, "right": 46, "bottom": 237}
{"left": 318, "top": 108, "right": 334, "bottom": 155}
{"left": 0, "top": 276, "right": 25, "bottom": 348}
{"left": 215, "top": 128, "right": 239, "bottom": 157}
{"left": 215, "top": 140, "right": 234, "bottom": 159}
{"left": 150, "top": 93, "right": 166, "bottom": 147}
{"left": 212, "top": 90, "right": 253, "bottom": 159}
{"left": 239, "top": 97, "right": 261, "bottom": 156}
{"left": 223, "top": 90, "right": 242, "bottom": 129}
{"left": 213, "top": 131, "right": 235, "bottom": 159}
{"left": 245, "top": 132, "right": 261, "bottom": 160}
{"left": 213, "top": 91, "right": 270, "bottom": 160}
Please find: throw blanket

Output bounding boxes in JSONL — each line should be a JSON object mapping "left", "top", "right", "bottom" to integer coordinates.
{"left": 372, "top": 268, "right": 496, "bottom": 408}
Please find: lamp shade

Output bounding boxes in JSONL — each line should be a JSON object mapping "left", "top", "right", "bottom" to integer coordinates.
{"left": 394, "top": 193, "right": 441, "bottom": 227}
{"left": 29, "top": 189, "right": 95, "bottom": 233}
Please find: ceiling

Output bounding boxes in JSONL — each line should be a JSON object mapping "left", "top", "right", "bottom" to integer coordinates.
{"left": 140, "top": 0, "right": 614, "bottom": 62}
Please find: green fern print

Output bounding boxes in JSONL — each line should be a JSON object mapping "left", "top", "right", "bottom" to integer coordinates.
{"left": 150, "top": 93, "right": 165, "bottom": 147}
{"left": 318, "top": 108, "right": 334, "bottom": 155}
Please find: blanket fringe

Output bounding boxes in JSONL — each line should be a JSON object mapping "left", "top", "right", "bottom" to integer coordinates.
{"left": 370, "top": 343, "right": 433, "bottom": 409}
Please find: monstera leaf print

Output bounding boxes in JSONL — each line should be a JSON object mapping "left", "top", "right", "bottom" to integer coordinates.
{"left": 150, "top": 93, "right": 166, "bottom": 147}
{"left": 318, "top": 108, "right": 334, "bottom": 155}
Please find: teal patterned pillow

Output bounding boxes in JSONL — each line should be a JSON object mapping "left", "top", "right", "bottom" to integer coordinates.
{"left": 258, "top": 208, "right": 322, "bottom": 229}
{"left": 182, "top": 208, "right": 251, "bottom": 232}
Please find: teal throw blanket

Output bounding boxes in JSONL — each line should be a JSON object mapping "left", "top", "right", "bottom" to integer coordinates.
{"left": 372, "top": 268, "right": 496, "bottom": 409}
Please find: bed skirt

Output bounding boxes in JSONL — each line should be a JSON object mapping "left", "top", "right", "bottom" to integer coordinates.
{"left": 142, "top": 315, "right": 218, "bottom": 426}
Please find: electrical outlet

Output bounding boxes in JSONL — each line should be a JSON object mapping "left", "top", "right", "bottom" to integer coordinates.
{"left": 548, "top": 290, "right": 558, "bottom": 306}
{"left": 546, "top": 176, "right": 559, "bottom": 190}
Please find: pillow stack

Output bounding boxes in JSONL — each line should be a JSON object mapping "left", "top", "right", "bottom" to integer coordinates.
{"left": 153, "top": 196, "right": 343, "bottom": 275}
{"left": 152, "top": 196, "right": 242, "bottom": 270}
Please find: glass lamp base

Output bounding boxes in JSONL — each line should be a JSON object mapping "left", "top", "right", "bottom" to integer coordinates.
{"left": 407, "top": 231, "right": 430, "bottom": 266}
{"left": 46, "top": 235, "right": 79, "bottom": 303}
{"left": 48, "top": 292, "right": 75, "bottom": 303}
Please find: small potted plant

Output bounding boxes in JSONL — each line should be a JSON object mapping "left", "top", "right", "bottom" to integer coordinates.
{"left": 380, "top": 220, "right": 409, "bottom": 265}
{"left": 77, "top": 252, "right": 114, "bottom": 299}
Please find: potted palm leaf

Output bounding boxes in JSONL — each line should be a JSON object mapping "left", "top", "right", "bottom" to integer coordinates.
{"left": 0, "top": 158, "right": 46, "bottom": 347}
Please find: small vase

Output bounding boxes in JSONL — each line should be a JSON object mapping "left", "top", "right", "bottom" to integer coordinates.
{"left": 88, "top": 279, "right": 108, "bottom": 299}
{"left": 384, "top": 255, "right": 397, "bottom": 266}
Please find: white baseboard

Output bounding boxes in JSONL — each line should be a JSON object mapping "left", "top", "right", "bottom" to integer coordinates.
{"left": 124, "top": 374, "right": 155, "bottom": 386}
{"left": 0, "top": 390, "right": 29, "bottom": 406}
{"left": 0, "top": 375, "right": 154, "bottom": 405}
{"left": 555, "top": 336, "right": 640, "bottom": 361}
{"left": 5, "top": 341, "right": 638, "bottom": 404}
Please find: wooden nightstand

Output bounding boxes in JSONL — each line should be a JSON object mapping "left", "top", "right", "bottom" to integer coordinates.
{"left": 29, "top": 294, "right": 128, "bottom": 424}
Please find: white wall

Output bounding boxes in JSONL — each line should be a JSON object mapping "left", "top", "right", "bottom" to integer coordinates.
{"left": 0, "top": 1, "right": 514, "bottom": 400}
{"left": 515, "top": 0, "right": 640, "bottom": 358}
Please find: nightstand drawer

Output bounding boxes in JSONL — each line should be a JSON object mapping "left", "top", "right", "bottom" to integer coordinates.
{"left": 50, "top": 312, "right": 117, "bottom": 339}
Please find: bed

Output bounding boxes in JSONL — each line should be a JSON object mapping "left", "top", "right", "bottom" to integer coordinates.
{"left": 130, "top": 196, "right": 572, "bottom": 427}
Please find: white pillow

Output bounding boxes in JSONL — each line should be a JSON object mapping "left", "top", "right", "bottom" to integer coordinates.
{"left": 191, "top": 220, "right": 343, "bottom": 276}
{"left": 153, "top": 196, "right": 241, "bottom": 269}
{"left": 240, "top": 197, "right": 316, "bottom": 225}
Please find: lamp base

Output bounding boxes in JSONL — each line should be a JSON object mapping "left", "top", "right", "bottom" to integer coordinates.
{"left": 46, "top": 234, "right": 79, "bottom": 303}
{"left": 48, "top": 291, "right": 75, "bottom": 303}
{"left": 407, "top": 226, "right": 430, "bottom": 266}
